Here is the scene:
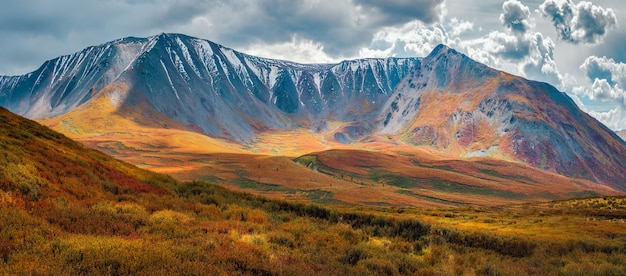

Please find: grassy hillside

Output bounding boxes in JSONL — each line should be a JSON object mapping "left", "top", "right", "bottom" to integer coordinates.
{"left": 292, "top": 149, "right": 617, "bottom": 205}
{"left": 2, "top": 106, "right": 626, "bottom": 275}
{"left": 39, "top": 90, "right": 622, "bottom": 207}
{"left": 0, "top": 107, "right": 175, "bottom": 203}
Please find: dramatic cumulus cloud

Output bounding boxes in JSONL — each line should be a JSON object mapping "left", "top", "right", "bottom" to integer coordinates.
{"left": 355, "top": 0, "right": 445, "bottom": 26}
{"left": 500, "top": 0, "right": 532, "bottom": 34}
{"left": 540, "top": 0, "right": 617, "bottom": 44}
{"left": 362, "top": 21, "right": 449, "bottom": 58}
{"left": 581, "top": 56, "right": 626, "bottom": 86}
{"left": 199, "top": 0, "right": 446, "bottom": 59}
{"left": 521, "top": 33, "right": 563, "bottom": 87}
{"left": 0, "top": 0, "right": 214, "bottom": 75}
{"left": 0, "top": 0, "right": 446, "bottom": 74}
{"left": 579, "top": 56, "right": 626, "bottom": 104}
{"left": 589, "top": 107, "right": 626, "bottom": 131}
{"left": 574, "top": 56, "right": 626, "bottom": 130}
{"left": 242, "top": 36, "right": 336, "bottom": 64}
{"left": 360, "top": 0, "right": 564, "bottom": 88}
{"left": 487, "top": 31, "right": 531, "bottom": 60}
{"left": 484, "top": 0, "right": 563, "bottom": 87}
{"left": 449, "top": 18, "right": 474, "bottom": 37}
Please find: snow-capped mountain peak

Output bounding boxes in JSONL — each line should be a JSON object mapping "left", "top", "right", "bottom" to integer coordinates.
{"left": 1, "top": 33, "right": 625, "bottom": 189}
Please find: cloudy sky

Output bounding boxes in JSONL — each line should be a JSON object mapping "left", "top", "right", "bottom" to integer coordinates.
{"left": 1, "top": 0, "right": 625, "bottom": 130}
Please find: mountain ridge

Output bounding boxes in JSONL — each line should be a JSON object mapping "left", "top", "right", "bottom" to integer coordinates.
{"left": 618, "top": 130, "right": 626, "bottom": 141}
{"left": 0, "top": 33, "right": 421, "bottom": 142}
{"left": 1, "top": 33, "right": 625, "bottom": 189}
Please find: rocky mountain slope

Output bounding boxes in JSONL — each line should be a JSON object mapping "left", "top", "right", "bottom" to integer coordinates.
{"left": 378, "top": 45, "right": 626, "bottom": 190}
{"left": 1, "top": 33, "right": 625, "bottom": 190}
{"left": 0, "top": 33, "right": 419, "bottom": 143}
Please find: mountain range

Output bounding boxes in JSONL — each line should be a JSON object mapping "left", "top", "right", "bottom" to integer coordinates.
{"left": 0, "top": 33, "right": 419, "bottom": 143}
{"left": 1, "top": 33, "right": 625, "bottom": 193}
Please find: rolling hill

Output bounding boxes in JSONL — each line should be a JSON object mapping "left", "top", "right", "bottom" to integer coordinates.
{"left": 0, "top": 106, "right": 173, "bottom": 205}
{"left": 0, "top": 33, "right": 625, "bottom": 202}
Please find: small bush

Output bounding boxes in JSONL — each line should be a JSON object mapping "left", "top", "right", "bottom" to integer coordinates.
{"left": 340, "top": 247, "right": 370, "bottom": 266}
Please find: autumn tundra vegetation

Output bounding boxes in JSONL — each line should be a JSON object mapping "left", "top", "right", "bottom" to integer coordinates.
{"left": 1, "top": 106, "right": 626, "bottom": 275}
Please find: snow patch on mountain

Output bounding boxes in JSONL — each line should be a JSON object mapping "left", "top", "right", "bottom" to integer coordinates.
{"left": 159, "top": 60, "right": 180, "bottom": 101}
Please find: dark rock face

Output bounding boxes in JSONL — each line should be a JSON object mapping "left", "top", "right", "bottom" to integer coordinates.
{"left": 272, "top": 70, "right": 300, "bottom": 114}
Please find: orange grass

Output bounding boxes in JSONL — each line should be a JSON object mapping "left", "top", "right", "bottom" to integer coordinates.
{"left": 35, "top": 83, "right": 623, "bottom": 208}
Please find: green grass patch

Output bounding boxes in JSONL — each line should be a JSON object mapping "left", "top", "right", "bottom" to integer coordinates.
{"left": 298, "top": 189, "right": 345, "bottom": 205}
{"left": 428, "top": 178, "right": 526, "bottom": 200}
{"left": 295, "top": 154, "right": 364, "bottom": 181}
{"left": 395, "top": 189, "right": 465, "bottom": 206}
{"left": 200, "top": 175, "right": 223, "bottom": 184}
{"left": 410, "top": 159, "right": 454, "bottom": 171}
{"left": 371, "top": 169, "right": 526, "bottom": 200}
{"left": 368, "top": 170, "right": 424, "bottom": 189}
{"left": 235, "top": 178, "right": 296, "bottom": 193}
{"left": 479, "top": 169, "right": 536, "bottom": 184}
{"left": 294, "top": 155, "right": 318, "bottom": 166}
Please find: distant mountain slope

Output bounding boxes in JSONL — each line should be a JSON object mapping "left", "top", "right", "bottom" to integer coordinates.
{"left": 378, "top": 45, "right": 626, "bottom": 190}
{"left": 0, "top": 34, "right": 624, "bottom": 189}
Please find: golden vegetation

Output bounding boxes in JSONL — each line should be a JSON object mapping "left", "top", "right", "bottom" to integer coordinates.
{"left": 3, "top": 178, "right": 626, "bottom": 275}
{"left": 36, "top": 82, "right": 622, "bottom": 209}
{"left": 2, "top": 106, "right": 626, "bottom": 274}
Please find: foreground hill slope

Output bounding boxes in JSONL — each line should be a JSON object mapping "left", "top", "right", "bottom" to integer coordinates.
{"left": 0, "top": 34, "right": 625, "bottom": 189}
{"left": 0, "top": 106, "right": 173, "bottom": 205}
